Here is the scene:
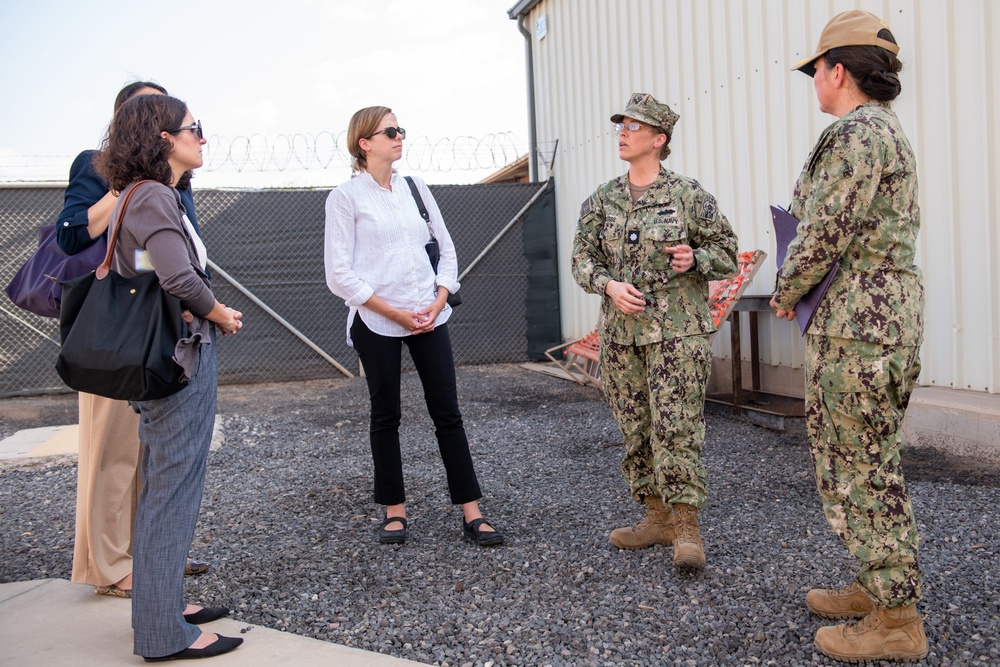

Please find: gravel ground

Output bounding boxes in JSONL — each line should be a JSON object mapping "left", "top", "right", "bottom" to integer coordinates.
{"left": 1, "top": 363, "right": 998, "bottom": 666}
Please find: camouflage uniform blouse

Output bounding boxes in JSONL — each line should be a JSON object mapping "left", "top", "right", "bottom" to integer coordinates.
{"left": 774, "top": 101, "right": 924, "bottom": 346}
{"left": 572, "top": 167, "right": 738, "bottom": 346}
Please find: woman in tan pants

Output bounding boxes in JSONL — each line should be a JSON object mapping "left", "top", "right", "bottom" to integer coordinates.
{"left": 71, "top": 396, "right": 142, "bottom": 593}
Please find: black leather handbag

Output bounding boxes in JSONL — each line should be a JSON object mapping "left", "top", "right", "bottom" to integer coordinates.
{"left": 404, "top": 176, "right": 462, "bottom": 307}
{"left": 55, "top": 181, "right": 188, "bottom": 401}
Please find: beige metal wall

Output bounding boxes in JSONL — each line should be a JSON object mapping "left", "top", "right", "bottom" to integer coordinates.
{"left": 517, "top": 0, "right": 1000, "bottom": 394}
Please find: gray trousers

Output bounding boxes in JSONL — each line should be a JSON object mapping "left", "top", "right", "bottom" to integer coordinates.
{"left": 130, "top": 341, "right": 217, "bottom": 658}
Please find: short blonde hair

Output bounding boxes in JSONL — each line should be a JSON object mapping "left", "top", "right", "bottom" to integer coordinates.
{"left": 347, "top": 106, "right": 392, "bottom": 172}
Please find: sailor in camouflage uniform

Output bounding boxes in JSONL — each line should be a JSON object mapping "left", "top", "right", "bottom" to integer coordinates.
{"left": 572, "top": 93, "right": 738, "bottom": 570}
{"left": 770, "top": 11, "right": 928, "bottom": 662}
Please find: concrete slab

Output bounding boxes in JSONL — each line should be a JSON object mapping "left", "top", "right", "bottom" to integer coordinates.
{"left": 903, "top": 386, "right": 1000, "bottom": 463}
{"left": 0, "top": 425, "right": 78, "bottom": 459}
{"left": 0, "top": 579, "right": 430, "bottom": 667}
{"left": 0, "top": 418, "right": 225, "bottom": 461}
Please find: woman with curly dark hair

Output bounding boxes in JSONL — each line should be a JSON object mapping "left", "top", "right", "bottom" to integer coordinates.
{"left": 57, "top": 82, "right": 213, "bottom": 601}
{"left": 95, "top": 93, "right": 244, "bottom": 662}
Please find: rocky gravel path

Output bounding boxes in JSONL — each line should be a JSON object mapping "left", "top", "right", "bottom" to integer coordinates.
{"left": 1, "top": 364, "right": 997, "bottom": 666}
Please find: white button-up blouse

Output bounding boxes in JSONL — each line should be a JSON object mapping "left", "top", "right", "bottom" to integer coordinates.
{"left": 324, "top": 170, "right": 459, "bottom": 345}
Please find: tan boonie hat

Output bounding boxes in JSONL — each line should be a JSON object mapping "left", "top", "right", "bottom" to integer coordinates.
{"left": 610, "top": 92, "right": 680, "bottom": 133}
{"left": 792, "top": 9, "right": 899, "bottom": 77}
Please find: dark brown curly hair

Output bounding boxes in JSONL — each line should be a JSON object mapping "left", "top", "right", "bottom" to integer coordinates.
{"left": 94, "top": 94, "right": 189, "bottom": 193}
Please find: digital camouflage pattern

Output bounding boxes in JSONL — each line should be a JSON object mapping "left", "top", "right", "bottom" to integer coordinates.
{"left": 602, "top": 335, "right": 712, "bottom": 508}
{"left": 805, "top": 334, "right": 923, "bottom": 607}
{"left": 610, "top": 92, "right": 681, "bottom": 132}
{"left": 572, "top": 166, "right": 737, "bottom": 507}
{"left": 779, "top": 100, "right": 926, "bottom": 609}
{"left": 572, "top": 167, "right": 738, "bottom": 346}
{"left": 773, "top": 101, "right": 924, "bottom": 346}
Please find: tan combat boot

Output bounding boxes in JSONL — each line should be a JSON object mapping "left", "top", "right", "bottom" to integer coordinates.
{"left": 672, "top": 503, "right": 706, "bottom": 569}
{"left": 609, "top": 496, "right": 675, "bottom": 549}
{"left": 815, "top": 603, "right": 928, "bottom": 663}
{"left": 806, "top": 582, "right": 876, "bottom": 619}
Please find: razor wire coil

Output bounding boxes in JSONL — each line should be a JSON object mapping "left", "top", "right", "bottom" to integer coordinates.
{"left": 0, "top": 132, "right": 526, "bottom": 182}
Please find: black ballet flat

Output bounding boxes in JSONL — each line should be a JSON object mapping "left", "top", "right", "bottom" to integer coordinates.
{"left": 463, "top": 517, "right": 504, "bottom": 546}
{"left": 378, "top": 516, "right": 407, "bottom": 544}
{"left": 183, "top": 606, "right": 230, "bottom": 625}
{"left": 143, "top": 634, "right": 243, "bottom": 662}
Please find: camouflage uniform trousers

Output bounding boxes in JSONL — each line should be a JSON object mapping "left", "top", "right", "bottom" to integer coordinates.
{"left": 601, "top": 334, "right": 712, "bottom": 508}
{"left": 805, "top": 334, "right": 923, "bottom": 608}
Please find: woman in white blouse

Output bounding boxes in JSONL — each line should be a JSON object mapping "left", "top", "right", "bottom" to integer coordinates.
{"left": 324, "top": 106, "right": 502, "bottom": 547}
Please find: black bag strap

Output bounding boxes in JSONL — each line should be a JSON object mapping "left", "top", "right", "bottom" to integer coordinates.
{"left": 404, "top": 175, "right": 435, "bottom": 241}
{"left": 97, "top": 180, "right": 154, "bottom": 280}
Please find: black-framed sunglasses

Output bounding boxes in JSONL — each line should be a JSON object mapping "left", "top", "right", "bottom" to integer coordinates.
{"left": 168, "top": 120, "right": 204, "bottom": 140}
{"left": 368, "top": 126, "right": 406, "bottom": 140}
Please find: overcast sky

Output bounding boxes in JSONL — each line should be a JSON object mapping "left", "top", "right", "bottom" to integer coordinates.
{"left": 0, "top": 0, "right": 529, "bottom": 186}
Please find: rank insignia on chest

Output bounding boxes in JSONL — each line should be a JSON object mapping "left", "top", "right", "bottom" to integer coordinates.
{"left": 627, "top": 230, "right": 640, "bottom": 244}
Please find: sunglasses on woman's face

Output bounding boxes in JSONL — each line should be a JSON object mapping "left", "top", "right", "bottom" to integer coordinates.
{"left": 168, "top": 120, "right": 204, "bottom": 140}
{"left": 368, "top": 126, "right": 406, "bottom": 140}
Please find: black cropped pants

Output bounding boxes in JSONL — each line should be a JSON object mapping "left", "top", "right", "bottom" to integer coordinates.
{"left": 350, "top": 315, "right": 482, "bottom": 506}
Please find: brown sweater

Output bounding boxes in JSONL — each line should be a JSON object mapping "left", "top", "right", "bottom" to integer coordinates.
{"left": 110, "top": 181, "right": 215, "bottom": 317}
{"left": 109, "top": 180, "right": 216, "bottom": 380}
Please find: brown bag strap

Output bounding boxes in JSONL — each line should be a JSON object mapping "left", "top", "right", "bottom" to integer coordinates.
{"left": 97, "top": 179, "right": 155, "bottom": 280}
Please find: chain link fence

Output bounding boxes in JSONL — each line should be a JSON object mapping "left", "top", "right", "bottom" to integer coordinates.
{"left": 0, "top": 181, "right": 559, "bottom": 397}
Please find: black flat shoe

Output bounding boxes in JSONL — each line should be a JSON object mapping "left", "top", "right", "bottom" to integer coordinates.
{"left": 463, "top": 517, "right": 504, "bottom": 546}
{"left": 184, "top": 558, "right": 210, "bottom": 576}
{"left": 378, "top": 516, "right": 407, "bottom": 544}
{"left": 144, "top": 634, "right": 243, "bottom": 662}
{"left": 183, "top": 606, "right": 230, "bottom": 625}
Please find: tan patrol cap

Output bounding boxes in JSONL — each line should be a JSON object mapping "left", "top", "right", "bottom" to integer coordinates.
{"left": 792, "top": 10, "right": 899, "bottom": 77}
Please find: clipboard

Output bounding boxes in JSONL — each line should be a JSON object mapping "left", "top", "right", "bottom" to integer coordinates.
{"left": 771, "top": 205, "right": 839, "bottom": 336}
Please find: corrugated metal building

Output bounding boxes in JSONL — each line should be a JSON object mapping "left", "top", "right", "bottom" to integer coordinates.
{"left": 508, "top": 0, "right": 999, "bottom": 408}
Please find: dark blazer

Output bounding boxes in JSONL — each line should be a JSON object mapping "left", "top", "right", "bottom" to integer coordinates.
{"left": 55, "top": 150, "right": 200, "bottom": 255}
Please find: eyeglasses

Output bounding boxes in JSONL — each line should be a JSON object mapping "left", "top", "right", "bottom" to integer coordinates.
{"left": 613, "top": 121, "right": 645, "bottom": 133}
{"left": 168, "top": 120, "right": 204, "bottom": 140}
{"left": 368, "top": 126, "right": 406, "bottom": 140}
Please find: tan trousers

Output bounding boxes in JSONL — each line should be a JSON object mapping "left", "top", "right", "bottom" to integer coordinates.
{"left": 71, "top": 392, "right": 141, "bottom": 587}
